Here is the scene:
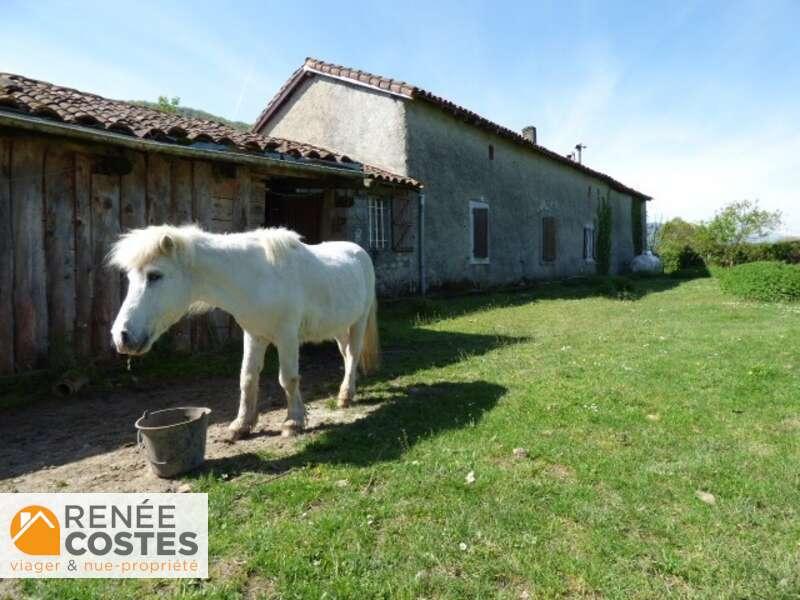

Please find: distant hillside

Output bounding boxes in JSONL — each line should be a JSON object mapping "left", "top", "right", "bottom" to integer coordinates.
{"left": 130, "top": 100, "right": 252, "bottom": 132}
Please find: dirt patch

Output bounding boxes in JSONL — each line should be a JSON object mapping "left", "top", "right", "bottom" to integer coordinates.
{"left": 0, "top": 355, "right": 380, "bottom": 493}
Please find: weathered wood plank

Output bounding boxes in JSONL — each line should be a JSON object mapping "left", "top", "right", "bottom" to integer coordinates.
{"left": 171, "top": 159, "right": 193, "bottom": 225}
{"left": 231, "top": 167, "right": 248, "bottom": 232}
{"left": 0, "top": 138, "right": 14, "bottom": 373}
{"left": 90, "top": 172, "right": 121, "bottom": 357}
{"left": 11, "top": 139, "right": 48, "bottom": 369}
{"left": 191, "top": 161, "right": 214, "bottom": 350}
{"left": 118, "top": 152, "right": 147, "bottom": 315}
{"left": 44, "top": 147, "right": 76, "bottom": 362}
{"left": 207, "top": 173, "right": 239, "bottom": 343}
{"left": 171, "top": 159, "right": 193, "bottom": 351}
{"left": 247, "top": 176, "right": 266, "bottom": 230}
{"left": 147, "top": 154, "right": 171, "bottom": 225}
{"left": 121, "top": 152, "right": 147, "bottom": 232}
{"left": 73, "top": 153, "right": 93, "bottom": 357}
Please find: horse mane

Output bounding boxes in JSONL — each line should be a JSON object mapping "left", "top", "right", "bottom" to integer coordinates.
{"left": 257, "top": 227, "right": 304, "bottom": 264}
{"left": 108, "top": 224, "right": 304, "bottom": 272}
{"left": 107, "top": 224, "right": 200, "bottom": 271}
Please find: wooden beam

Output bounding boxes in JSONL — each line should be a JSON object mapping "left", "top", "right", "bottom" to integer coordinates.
{"left": 73, "top": 153, "right": 93, "bottom": 357}
{"left": 44, "top": 147, "right": 76, "bottom": 361}
{"left": 11, "top": 138, "right": 48, "bottom": 369}
{"left": 90, "top": 172, "right": 121, "bottom": 357}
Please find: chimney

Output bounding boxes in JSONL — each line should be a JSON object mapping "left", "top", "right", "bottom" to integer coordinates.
{"left": 522, "top": 126, "right": 537, "bottom": 145}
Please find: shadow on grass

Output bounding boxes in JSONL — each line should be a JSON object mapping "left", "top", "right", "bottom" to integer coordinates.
{"left": 202, "top": 380, "right": 506, "bottom": 476}
{"left": 0, "top": 327, "right": 520, "bottom": 480}
{"left": 0, "top": 272, "right": 702, "bottom": 481}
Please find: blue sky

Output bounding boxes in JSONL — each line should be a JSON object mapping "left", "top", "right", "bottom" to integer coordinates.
{"left": 3, "top": 0, "right": 799, "bottom": 232}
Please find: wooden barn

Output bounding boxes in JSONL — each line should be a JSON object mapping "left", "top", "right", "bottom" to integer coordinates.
{"left": 0, "top": 73, "right": 421, "bottom": 374}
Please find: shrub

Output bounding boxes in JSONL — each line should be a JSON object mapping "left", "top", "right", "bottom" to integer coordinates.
{"left": 653, "top": 218, "right": 705, "bottom": 274}
{"left": 596, "top": 198, "right": 612, "bottom": 276}
{"left": 631, "top": 199, "right": 644, "bottom": 256}
{"left": 716, "top": 261, "right": 800, "bottom": 303}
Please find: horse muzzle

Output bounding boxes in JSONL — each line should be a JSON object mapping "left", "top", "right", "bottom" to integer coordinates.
{"left": 113, "top": 329, "right": 150, "bottom": 355}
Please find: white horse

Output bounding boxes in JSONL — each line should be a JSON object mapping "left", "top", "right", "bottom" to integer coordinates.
{"left": 108, "top": 224, "right": 379, "bottom": 438}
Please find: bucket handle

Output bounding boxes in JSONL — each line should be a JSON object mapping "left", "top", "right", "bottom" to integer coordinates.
{"left": 137, "top": 410, "right": 168, "bottom": 466}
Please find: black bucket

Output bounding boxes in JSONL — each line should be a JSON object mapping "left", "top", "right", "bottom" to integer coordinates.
{"left": 135, "top": 407, "right": 212, "bottom": 478}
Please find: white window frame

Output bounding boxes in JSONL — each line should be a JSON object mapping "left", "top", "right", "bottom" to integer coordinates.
{"left": 368, "top": 197, "right": 388, "bottom": 250}
{"left": 583, "top": 224, "right": 596, "bottom": 263}
{"left": 469, "top": 199, "right": 490, "bottom": 264}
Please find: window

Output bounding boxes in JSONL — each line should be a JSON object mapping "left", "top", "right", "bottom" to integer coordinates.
{"left": 391, "top": 195, "right": 415, "bottom": 253}
{"left": 368, "top": 198, "right": 388, "bottom": 249}
{"left": 583, "top": 226, "right": 596, "bottom": 261}
{"left": 488, "top": 144, "right": 494, "bottom": 160}
{"left": 542, "top": 216, "right": 557, "bottom": 262}
{"left": 470, "top": 200, "right": 489, "bottom": 263}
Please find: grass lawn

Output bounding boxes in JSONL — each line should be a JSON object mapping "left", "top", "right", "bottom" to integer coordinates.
{"left": 18, "top": 276, "right": 800, "bottom": 599}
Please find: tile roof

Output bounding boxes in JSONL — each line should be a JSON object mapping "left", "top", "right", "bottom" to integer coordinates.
{"left": 254, "top": 58, "right": 650, "bottom": 200}
{"left": 0, "top": 72, "right": 421, "bottom": 189}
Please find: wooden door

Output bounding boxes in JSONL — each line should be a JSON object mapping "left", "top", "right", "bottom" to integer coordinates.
{"left": 265, "top": 191, "right": 324, "bottom": 244}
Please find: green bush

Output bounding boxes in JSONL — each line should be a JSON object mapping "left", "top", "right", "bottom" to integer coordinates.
{"left": 653, "top": 218, "right": 705, "bottom": 274}
{"left": 716, "top": 261, "right": 800, "bottom": 302}
{"left": 596, "top": 198, "right": 612, "bottom": 276}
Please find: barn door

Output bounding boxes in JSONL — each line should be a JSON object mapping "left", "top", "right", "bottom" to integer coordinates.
{"left": 265, "top": 189, "right": 324, "bottom": 244}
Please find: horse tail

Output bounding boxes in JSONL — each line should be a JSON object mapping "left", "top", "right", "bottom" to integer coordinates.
{"left": 359, "top": 296, "right": 380, "bottom": 375}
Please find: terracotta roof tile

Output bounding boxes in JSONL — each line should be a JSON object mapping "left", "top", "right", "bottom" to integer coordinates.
{"left": 253, "top": 58, "right": 649, "bottom": 200}
{"left": 0, "top": 72, "right": 421, "bottom": 189}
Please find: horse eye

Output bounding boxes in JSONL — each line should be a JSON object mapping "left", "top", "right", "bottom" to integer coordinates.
{"left": 147, "top": 272, "right": 163, "bottom": 284}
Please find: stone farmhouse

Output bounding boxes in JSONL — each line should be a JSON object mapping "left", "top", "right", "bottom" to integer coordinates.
{"left": 256, "top": 58, "right": 650, "bottom": 291}
{"left": 0, "top": 61, "right": 649, "bottom": 372}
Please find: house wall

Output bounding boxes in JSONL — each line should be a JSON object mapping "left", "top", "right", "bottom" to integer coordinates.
{"left": 259, "top": 76, "right": 409, "bottom": 176}
{"left": 259, "top": 76, "right": 646, "bottom": 291}
{"left": 404, "top": 101, "right": 641, "bottom": 289}
{"left": 0, "top": 130, "right": 268, "bottom": 374}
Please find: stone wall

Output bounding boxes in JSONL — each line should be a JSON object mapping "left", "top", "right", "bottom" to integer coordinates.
{"left": 259, "top": 73, "right": 647, "bottom": 292}
{"left": 260, "top": 77, "right": 409, "bottom": 176}
{"left": 404, "top": 100, "right": 642, "bottom": 288}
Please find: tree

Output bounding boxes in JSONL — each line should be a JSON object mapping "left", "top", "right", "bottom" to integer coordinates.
{"left": 698, "top": 200, "right": 782, "bottom": 267}
{"left": 653, "top": 218, "right": 704, "bottom": 273}
{"left": 157, "top": 95, "right": 180, "bottom": 114}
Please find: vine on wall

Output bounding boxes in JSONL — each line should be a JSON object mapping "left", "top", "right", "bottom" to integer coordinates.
{"left": 631, "top": 199, "right": 644, "bottom": 255}
{"left": 596, "top": 197, "right": 613, "bottom": 275}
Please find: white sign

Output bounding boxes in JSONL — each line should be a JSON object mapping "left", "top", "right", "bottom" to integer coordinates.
{"left": 0, "top": 493, "right": 208, "bottom": 578}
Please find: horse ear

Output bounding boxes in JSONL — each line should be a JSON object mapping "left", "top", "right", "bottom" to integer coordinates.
{"left": 160, "top": 234, "right": 175, "bottom": 255}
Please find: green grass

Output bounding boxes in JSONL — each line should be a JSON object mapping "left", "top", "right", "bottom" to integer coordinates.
{"left": 18, "top": 276, "right": 800, "bottom": 599}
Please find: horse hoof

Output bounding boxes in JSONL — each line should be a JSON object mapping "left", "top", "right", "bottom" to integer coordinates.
{"left": 281, "top": 419, "right": 304, "bottom": 437}
{"left": 227, "top": 420, "right": 252, "bottom": 441}
{"left": 337, "top": 394, "right": 351, "bottom": 409}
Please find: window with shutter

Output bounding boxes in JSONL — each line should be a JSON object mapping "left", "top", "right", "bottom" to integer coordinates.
{"left": 583, "top": 226, "right": 595, "bottom": 261}
{"left": 470, "top": 201, "right": 490, "bottom": 263}
{"left": 542, "top": 217, "right": 557, "bottom": 262}
{"left": 391, "top": 195, "right": 415, "bottom": 253}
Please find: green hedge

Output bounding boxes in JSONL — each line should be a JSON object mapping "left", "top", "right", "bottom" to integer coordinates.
{"left": 716, "top": 261, "right": 800, "bottom": 303}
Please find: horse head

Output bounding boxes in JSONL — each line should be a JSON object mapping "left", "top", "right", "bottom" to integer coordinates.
{"left": 108, "top": 226, "right": 196, "bottom": 355}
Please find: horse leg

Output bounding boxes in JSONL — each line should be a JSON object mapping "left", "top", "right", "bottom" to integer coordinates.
{"left": 335, "top": 332, "right": 352, "bottom": 408}
{"left": 228, "top": 332, "right": 267, "bottom": 440}
{"left": 276, "top": 335, "right": 305, "bottom": 437}
{"left": 337, "top": 314, "right": 368, "bottom": 408}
